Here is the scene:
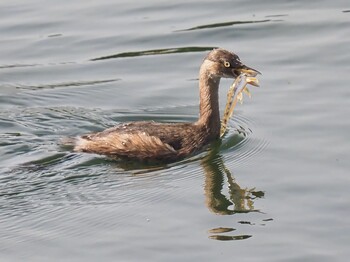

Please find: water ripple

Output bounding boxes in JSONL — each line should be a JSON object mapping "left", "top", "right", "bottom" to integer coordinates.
{"left": 14, "top": 79, "right": 119, "bottom": 91}
{"left": 176, "top": 19, "right": 271, "bottom": 32}
{"left": 0, "top": 104, "right": 266, "bottom": 218}
{"left": 220, "top": 113, "right": 269, "bottom": 168}
{"left": 0, "top": 61, "right": 76, "bottom": 70}
{"left": 90, "top": 46, "right": 215, "bottom": 61}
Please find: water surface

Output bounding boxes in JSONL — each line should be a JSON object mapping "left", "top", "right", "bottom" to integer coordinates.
{"left": 1, "top": 0, "right": 350, "bottom": 261}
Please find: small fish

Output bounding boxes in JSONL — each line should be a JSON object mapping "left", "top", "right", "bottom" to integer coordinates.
{"left": 220, "top": 73, "right": 260, "bottom": 137}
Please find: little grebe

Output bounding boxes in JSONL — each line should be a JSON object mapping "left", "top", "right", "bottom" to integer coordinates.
{"left": 74, "top": 48, "right": 259, "bottom": 162}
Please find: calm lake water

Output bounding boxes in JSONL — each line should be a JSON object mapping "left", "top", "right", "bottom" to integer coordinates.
{"left": 1, "top": 0, "right": 349, "bottom": 261}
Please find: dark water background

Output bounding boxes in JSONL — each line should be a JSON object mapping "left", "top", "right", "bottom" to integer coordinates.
{"left": 1, "top": 0, "right": 349, "bottom": 261}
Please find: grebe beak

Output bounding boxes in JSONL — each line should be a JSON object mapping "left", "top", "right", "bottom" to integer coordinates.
{"left": 236, "top": 64, "right": 261, "bottom": 77}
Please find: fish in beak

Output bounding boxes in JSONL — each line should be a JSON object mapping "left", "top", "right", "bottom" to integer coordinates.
{"left": 220, "top": 72, "right": 260, "bottom": 137}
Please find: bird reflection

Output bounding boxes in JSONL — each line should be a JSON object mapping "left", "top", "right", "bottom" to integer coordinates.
{"left": 202, "top": 143, "right": 265, "bottom": 240}
{"left": 202, "top": 143, "right": 263, "bottom": 215}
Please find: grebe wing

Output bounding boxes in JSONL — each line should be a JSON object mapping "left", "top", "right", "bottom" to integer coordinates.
{"left": 74, "top": 130, "right": 177, "bottom": 160}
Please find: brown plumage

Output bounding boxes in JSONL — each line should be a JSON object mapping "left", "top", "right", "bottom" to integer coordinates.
{"left": 74, "top": 48, "right": 259, "bottom": 162}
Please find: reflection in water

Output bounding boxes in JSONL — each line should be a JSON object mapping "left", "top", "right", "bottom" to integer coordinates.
{"left": 176, "top": 19, "right": 271, "bottom": 32}
{"left": 0, "top": 63, "right": 38, "bottom": 69}
{"left": 202, "top": 144, "right": 263, "bottom": 215}
{"left": 265, "top": 14, "right": 288, "bottom": 18}
{"left": 208, "top": 227, "right": 235, "bottom": 234}
{"left": 202, "top": 142, "right": 265, "bottom": 240}
{"left": 90, "top": 46, "right": 215, "bottom": 61}
{"left": 16, "top": 79, "right": 119, "bottom": 91}
{"left": 209, "top": 234, "right": 252, "bottom": 241}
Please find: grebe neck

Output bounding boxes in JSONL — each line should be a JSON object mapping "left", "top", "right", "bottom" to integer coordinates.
{"left": 196, "top": 62, "right": 221, "bottom": 139}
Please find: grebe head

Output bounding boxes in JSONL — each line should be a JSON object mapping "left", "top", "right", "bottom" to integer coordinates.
{"left": 204, "top": 48, "right": 261, "bottom": 79}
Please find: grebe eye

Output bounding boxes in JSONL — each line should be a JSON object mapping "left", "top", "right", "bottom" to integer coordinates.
{"left": 224, "top": 61, "right": 230, "bottom": 68}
